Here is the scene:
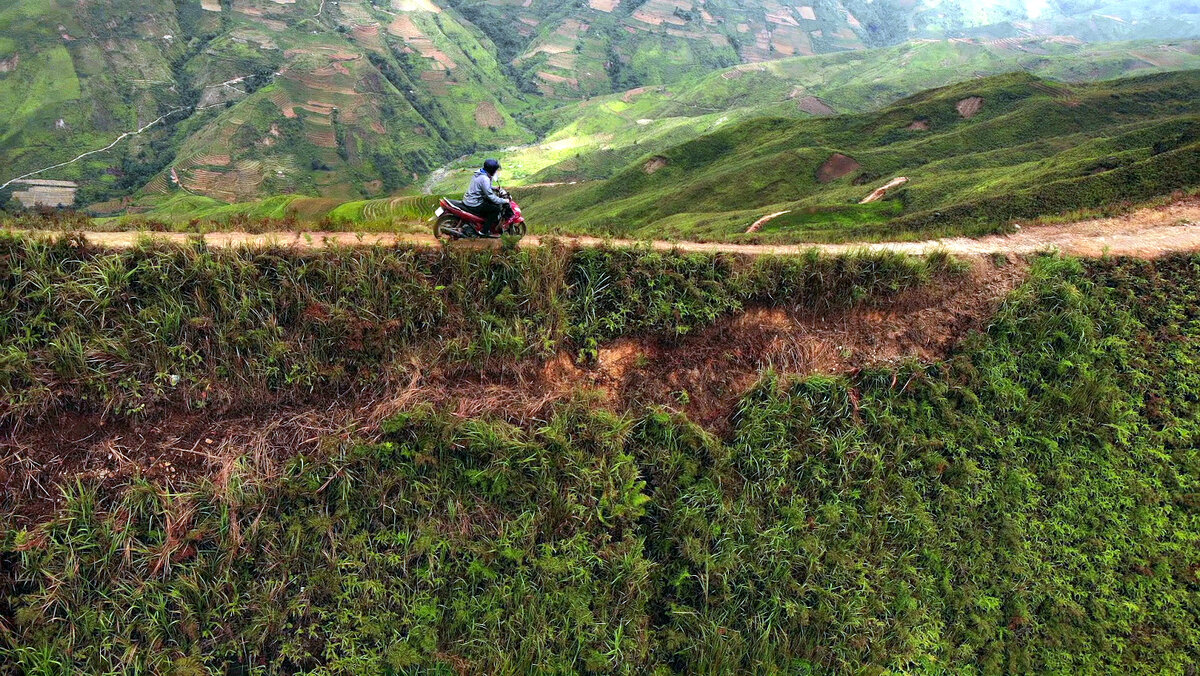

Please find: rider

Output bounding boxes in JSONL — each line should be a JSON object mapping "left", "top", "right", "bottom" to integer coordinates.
{"left": 462, "top": 158, "right": 507, "bottom": 236}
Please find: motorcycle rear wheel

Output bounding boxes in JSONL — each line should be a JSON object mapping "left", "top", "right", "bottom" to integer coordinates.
{"left": 434, "top": 213, "right": 461, "bottom": 241}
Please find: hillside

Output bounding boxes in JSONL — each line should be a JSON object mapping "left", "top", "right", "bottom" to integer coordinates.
{"left": 0, "top": 0, "right": 534, "bottom": 206}
{"left": 3, "top": 231, "right": 1200, "bottom": 672}
{"left": 518, "top": 69, "right": 1200, "bottom": 241}
{"left": 448, "top": 0, "right": 1200, "bottom": 99}
{"left": 3, "top": 0, "right": 1200, "bottom": 209}
{"left": 425, "top": 37, "right": 1200, "bottom": 190}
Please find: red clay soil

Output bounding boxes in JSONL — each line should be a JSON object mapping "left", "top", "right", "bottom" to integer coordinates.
{"left": 1, "top": 258, "right": 1025, "bottom": 523}
{"left": 816, "top": 153, "right": 861, "bottom": 183}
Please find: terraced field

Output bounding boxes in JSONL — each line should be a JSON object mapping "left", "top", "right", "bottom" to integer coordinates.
{"left": 0, "top": 0, "right": 533, "bottom": 207}
{"left": 4, "top": 0, "right": 1200, "bottom": 213}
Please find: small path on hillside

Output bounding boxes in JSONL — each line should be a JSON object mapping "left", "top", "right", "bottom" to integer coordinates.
{"left": 1, "top": 72, "right": 281, "bottom": 191}
{"left": 14, "top": 198, "right": 1200, "bottom": 259}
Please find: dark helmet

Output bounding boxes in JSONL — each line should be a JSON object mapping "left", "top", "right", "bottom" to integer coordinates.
{"left": 483, "top": 158, "right": 501, "bottom": 175}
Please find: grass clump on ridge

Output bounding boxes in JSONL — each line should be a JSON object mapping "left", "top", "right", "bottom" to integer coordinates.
{"left": 0, "top": 232, "right": 952, "bottom": 428}
{"left": 4, "top": 253, "right": 1200, "bottom": 673}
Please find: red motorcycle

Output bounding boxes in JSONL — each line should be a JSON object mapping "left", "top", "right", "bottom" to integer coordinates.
{"left": 433, "top": 188, "right": 527, "bottom": 241}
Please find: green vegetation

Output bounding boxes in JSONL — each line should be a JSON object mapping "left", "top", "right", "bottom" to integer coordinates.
{"left": 88, "top": 193, "right": 445, "bottom": 232}
{"left": 5, "top": 0, "right": 1199, "bottom": 212}
{"left": 5, "top": 244, "right": 1200, "bottom": 673}
{"left": 521, "top": 70, "right": 1200, "bottom": 242}
{"left": 0, "top": 0, "right": 535, "bottom": 205}
{"left": 72, "top": 54, "right": 1200, "bottom": 241}
{"left": 0, "top": 0, "right": 182, "bottom": 192}
{"left": 423, "top": 38, "right": 1200, "bottom": 191}
{"left": 0, "top": 232, "right": 953, "bottom": 428}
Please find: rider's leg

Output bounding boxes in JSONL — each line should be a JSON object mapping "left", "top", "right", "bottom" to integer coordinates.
{"left": 462, "top": 203, "right": 495, "bottom": 235}
{"left": 480, "top": 202, "right": 501, "bottom": 235}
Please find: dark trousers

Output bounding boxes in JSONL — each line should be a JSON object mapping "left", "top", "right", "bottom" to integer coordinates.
{"left": 463, "top": 201, "right": 501, "bottom": 233}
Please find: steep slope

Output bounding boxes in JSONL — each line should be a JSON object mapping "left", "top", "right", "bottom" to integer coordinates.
{"left": 0, "top": 0, "right": 188, "bottom": 200}
{"left": 4, "top": 0, "right": 1200, "bottom": 208}
{"left": 5, "top": 235, "right": 1200, "bottom": 673}
{"left": 447, "top": 0, "right": 1200, "bottom": 99}
{"left": 447, "top": 0, "right": 874, "bottom": 99}
{"left": 151, "top": 0, "right": 536, "bottom": 202}
{"left": 0, "top": 0, "right": 535, "bottom": 206}
{"left": 520, "top": 69, "right": 1200, "bottom": 241}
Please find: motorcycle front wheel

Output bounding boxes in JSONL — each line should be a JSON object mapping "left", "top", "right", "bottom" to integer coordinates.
{"left": 509, "top": 222, "right": 527, "bottom": 237}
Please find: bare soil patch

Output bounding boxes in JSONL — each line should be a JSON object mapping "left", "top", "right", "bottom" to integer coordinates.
{"left": 643, "top": 156, "right": 669, "bottom": 174}
{"left": 746, "top": 210, "right": 791, "bottom": 233}
{"left": 860, "top": 177, "right": 909, "bottom": 204}
{"left": 956, "top": 96, "right": 985, "bottom": 119}
{"left": 795, "top": 96, "right": 835, "bottom": 116}
{"left": 817, "top": 153, "right": 861, "bottom": 183}
{"left": 474, "top": 102, "right": 504, "bottom": 129}
{"left": 622, "top": 86, "right": 648, "bottom": 102}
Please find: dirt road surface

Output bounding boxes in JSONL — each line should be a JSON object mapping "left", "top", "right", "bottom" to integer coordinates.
{"left": 15, "top": 198, "right": 1200, "bottom": 258}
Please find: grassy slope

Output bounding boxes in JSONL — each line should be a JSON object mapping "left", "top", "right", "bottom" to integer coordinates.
{"left": 137, "top": 0, "right": 536, "bottom": 203}
{"left": 0, "top": 0, "right": 536, "bottom": 206}
{"left": 450, "top": 0, "right": 1200, "bottom": 100}
{"left": 519, "top": 69, "right": 1200, "bottom": 242}
{"left": 91, "top": 192, "right": 442, "bottom": 231}
{"left": 0, "top": 233, "right": 955, "bottom": 423}
{"left": 424, "top": 38, "right": 1200, "bottom": 191}
{"left": 3, "top": 242, "right": 1200, "bottom": 672}
{"left": 6, "top": 0, "right": 1200, "bottom": 208}
{"left": 447, "top": 0, "right": 877, "bottom": 99}
{"left": 0, "top": 0, "right": 182, "bottom": 184}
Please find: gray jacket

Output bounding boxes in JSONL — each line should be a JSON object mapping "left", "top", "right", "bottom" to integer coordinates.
{"left": 464, "top": 170, "right": 507, "bottom": 208}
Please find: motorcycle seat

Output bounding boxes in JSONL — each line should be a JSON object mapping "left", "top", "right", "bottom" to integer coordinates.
{"left": 447, "top": 199, "right": 468, "bottom": 210}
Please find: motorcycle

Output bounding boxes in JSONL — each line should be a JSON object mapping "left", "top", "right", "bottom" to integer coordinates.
{"left": 433, "top": 187, "right": 527, "bottom": 241}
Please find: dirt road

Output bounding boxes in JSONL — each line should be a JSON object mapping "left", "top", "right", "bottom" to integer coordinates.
{"left": 16, "top": 198, "right": 1200, "bottom": 258}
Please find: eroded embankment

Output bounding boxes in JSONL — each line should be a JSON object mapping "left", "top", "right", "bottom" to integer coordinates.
{"left": 0, "top": 236, "right": 1020, "bottom": 520}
